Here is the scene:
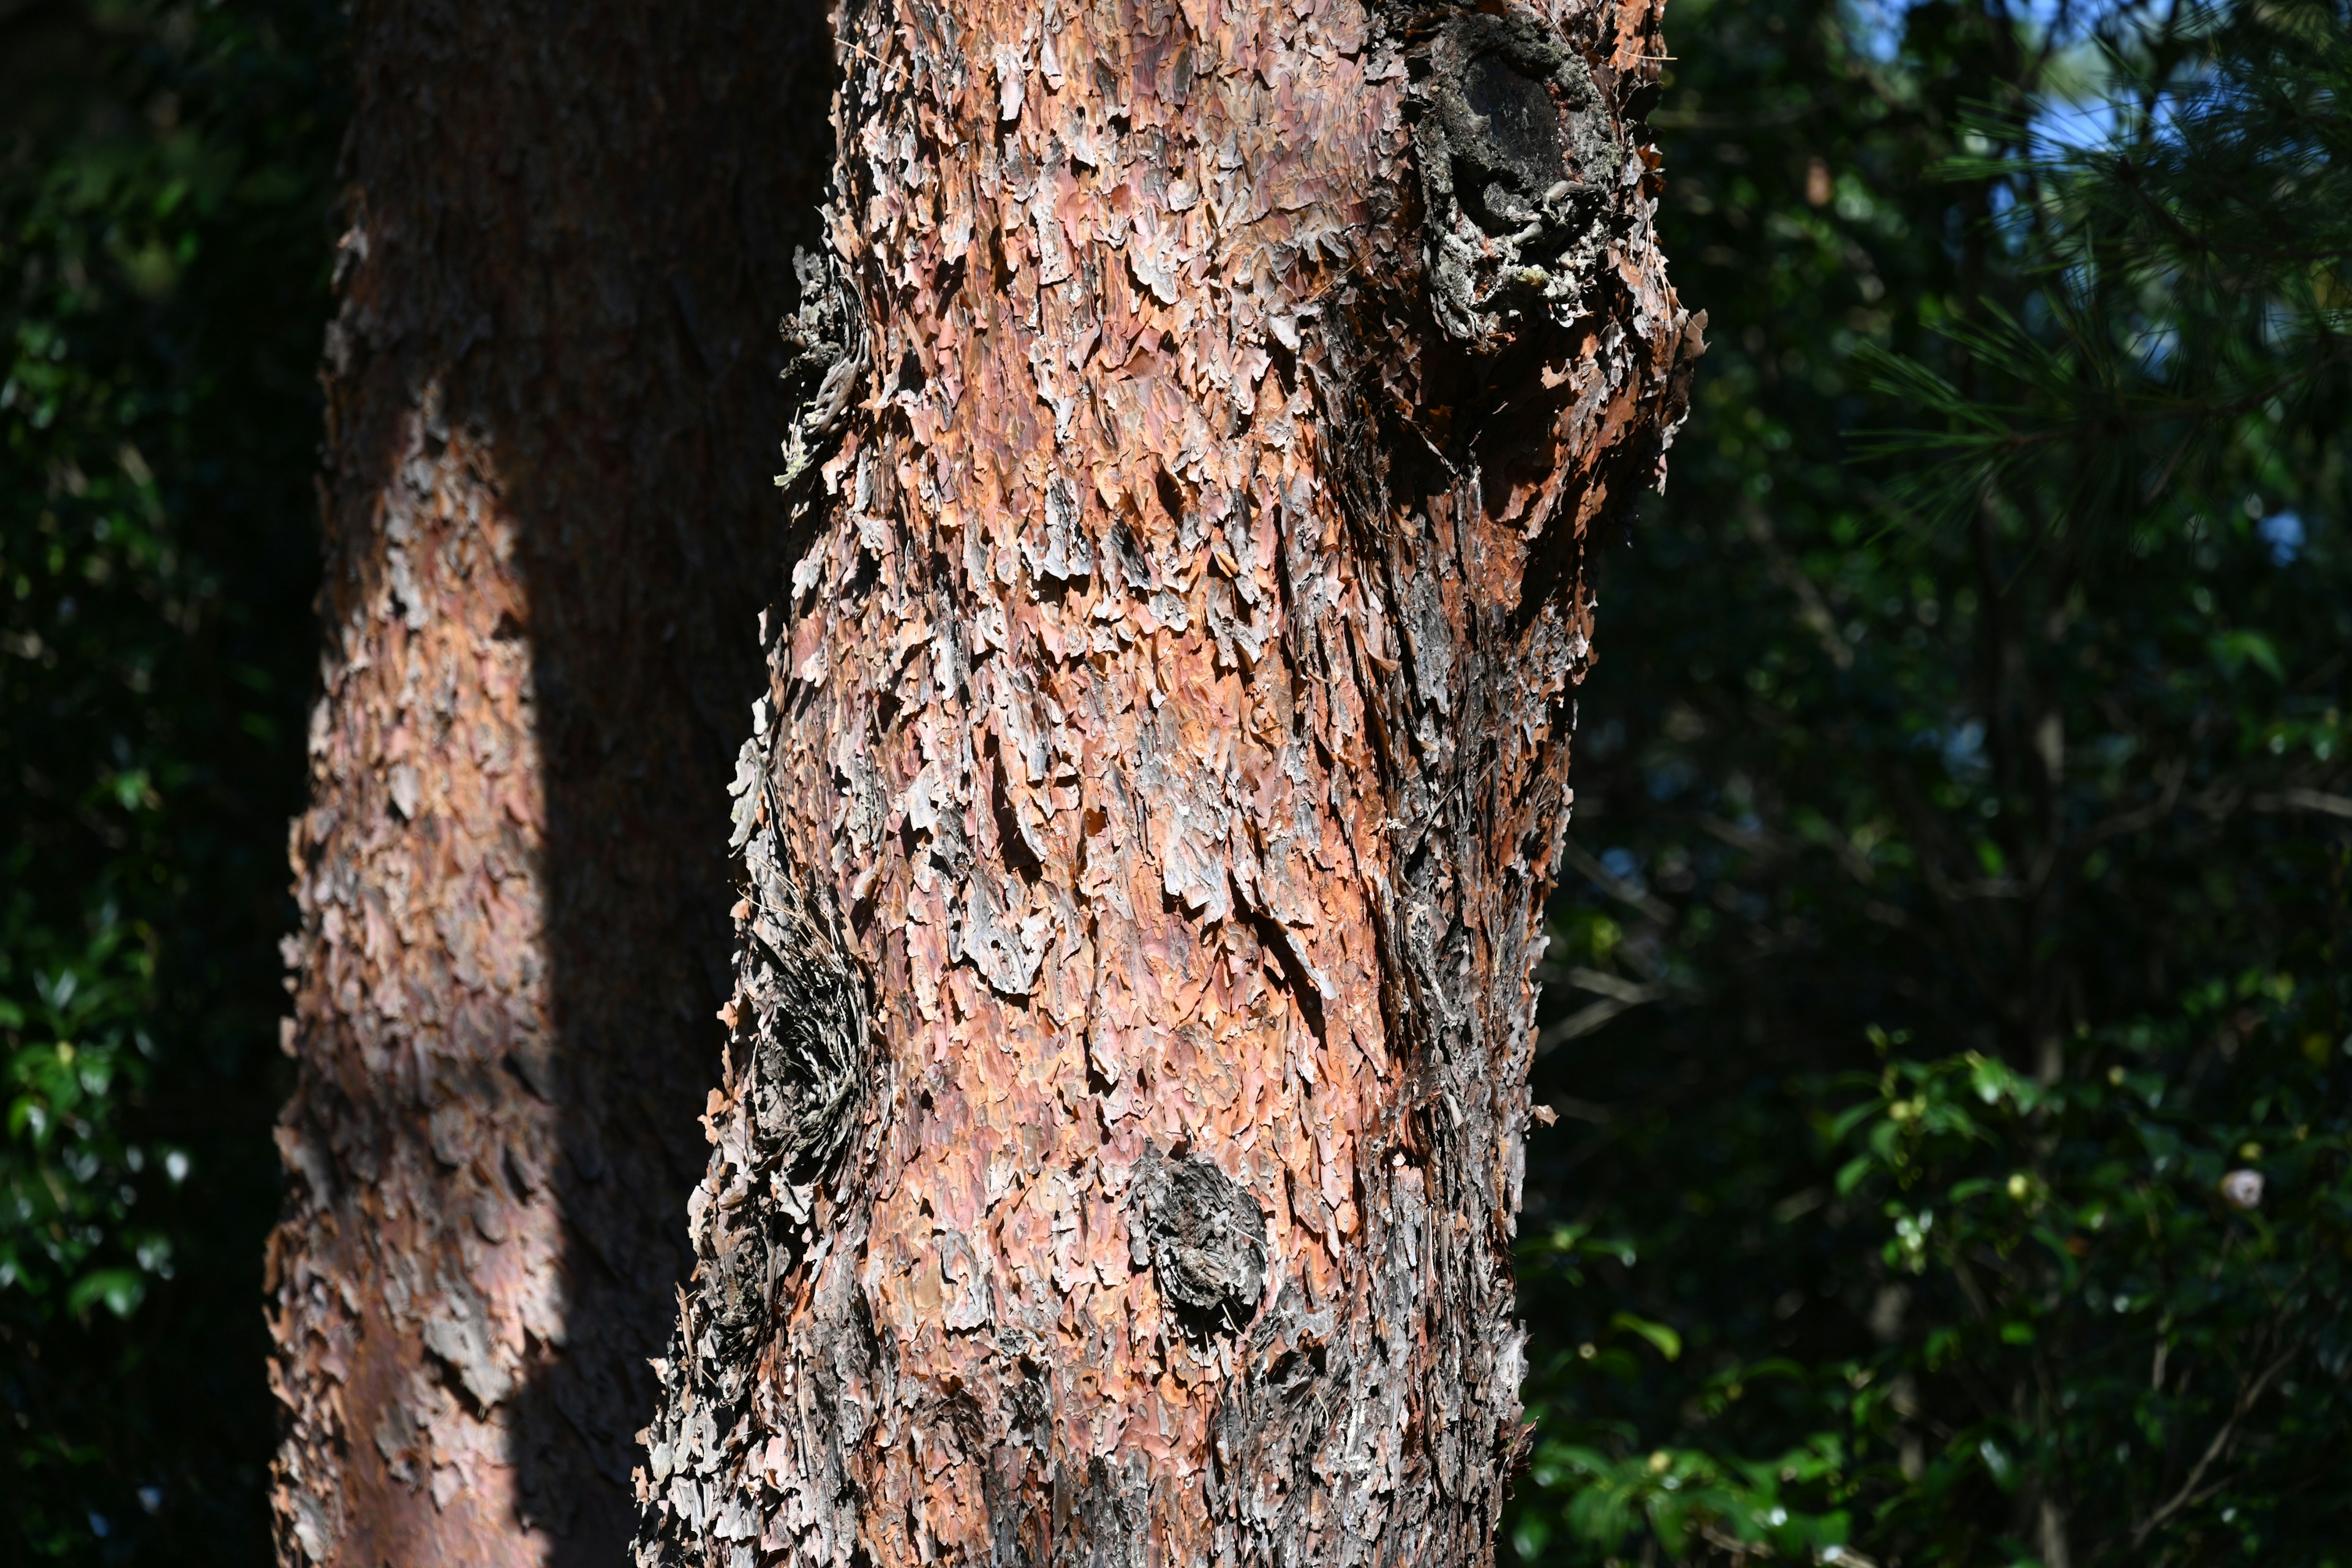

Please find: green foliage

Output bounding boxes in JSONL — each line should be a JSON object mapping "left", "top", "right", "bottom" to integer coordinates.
{"left": 1, "top": 1, "right": 337, "bottom": 1558}
{"left": 1513, "top": 0, "right": 2352, "bottom": 1562}
{"left": 1, "top": 895, "right": 173, "bottom": 1318}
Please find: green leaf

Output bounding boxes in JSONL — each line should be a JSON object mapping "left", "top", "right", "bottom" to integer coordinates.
{"left": 1978, "top": 1438, "right": 2016, "bottom": 1494}
{"left": 2209, "top": 629, "right": 2285, "bottom": 681}
{"left": 1830, "top": 1099, "right": 1881, "bottom": 1141}
{"left": 1611, "top": 1311, "right": 1683, "bottom": 1362}
{"left": 66, "top": 1267, "right": 145, "bottom": 1319}
{"left": 1835, "top": 1154, "right": 1875, "bottom": 1196}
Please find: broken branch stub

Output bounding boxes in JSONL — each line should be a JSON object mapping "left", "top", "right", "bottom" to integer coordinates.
{"left": 670, "top": 761, "right": 880, "bottom": 1419}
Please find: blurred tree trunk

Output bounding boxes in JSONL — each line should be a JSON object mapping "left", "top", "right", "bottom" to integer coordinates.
{"left": 633, "top": 0, "right": 1696, "bottom": 1562}
{"left": 266, "top": 2, "right": 832, "bottom": 1562}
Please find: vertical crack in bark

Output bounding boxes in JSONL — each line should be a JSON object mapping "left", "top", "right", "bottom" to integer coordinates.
{"left": 636, "top": 0, "right": 1700, "bottom": 1562}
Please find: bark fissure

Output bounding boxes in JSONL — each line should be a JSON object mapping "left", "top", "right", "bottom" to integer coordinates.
{"left": 637, "top": 0, "right": 1696, "bottom": 1562}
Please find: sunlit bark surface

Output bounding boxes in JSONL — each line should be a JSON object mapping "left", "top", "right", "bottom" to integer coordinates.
{"left": 266, "top": 2, "right": 832, "bottom": 1562}
{"left": 636, "top": 0, "right": 1696, "bottom": 1563}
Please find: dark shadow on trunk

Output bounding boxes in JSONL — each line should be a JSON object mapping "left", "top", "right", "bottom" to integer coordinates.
{"left": 277, "top": 4, "right": 837, "bottom": 1561}
{"left": 485, "top": 6, "right": 835, "bottom": 1560}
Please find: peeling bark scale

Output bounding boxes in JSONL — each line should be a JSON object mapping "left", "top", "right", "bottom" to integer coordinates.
{"left": 638, "top": 0, "right": 1696, "bottom": 1564}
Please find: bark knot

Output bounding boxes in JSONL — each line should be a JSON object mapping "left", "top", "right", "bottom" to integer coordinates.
{"left": 1129, "top": 1145, "right": 1269, "bottom": 1338}
{"left": 1412, "top": 10, "right": 1624, "bottom": 345}
{"left": 727, "top": 736, "right": 873, "bottom": 1193}
{"left": 775, "top": 243, "right": 869, "bottom": 493}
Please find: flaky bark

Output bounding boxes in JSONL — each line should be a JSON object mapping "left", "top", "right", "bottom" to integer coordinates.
{"left": 636, "top": 0, "right": 1697, "bottom": 1564}
{"left": 265, "top": 3, "right": 833, "bottom": 1562}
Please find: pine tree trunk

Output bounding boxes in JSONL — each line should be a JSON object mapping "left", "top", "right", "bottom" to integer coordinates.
{"left": 266, "top": 2, "right": 834, "bottom": 1562}
{"left": 636, "top": 0, "right": 1696, "bottom": 1562}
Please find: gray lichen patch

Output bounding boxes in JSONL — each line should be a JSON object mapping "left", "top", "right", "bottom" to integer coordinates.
{"left": 1412, "top": 10, "right": 1624, "bottom": 345}
{"left": 1129, "top": 1145, "right": 1270, "bottom": 1338}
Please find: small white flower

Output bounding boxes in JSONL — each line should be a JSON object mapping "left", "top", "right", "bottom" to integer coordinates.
{"left": 2220, "top": 1169, "right": 2264, "bottom": 1210}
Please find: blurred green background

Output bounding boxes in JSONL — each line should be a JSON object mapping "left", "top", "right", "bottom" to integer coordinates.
{"left": 1513, "top": 0, "right": 2351, "bottom": 1562}
{"left": 3, "top": 0, "right": 338, "bottom": 1558}
{"left": 3, "top": 0, "right": 2344, "bottom": 1563}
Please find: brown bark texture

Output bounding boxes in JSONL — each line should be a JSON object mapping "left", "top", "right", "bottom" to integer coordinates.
{"left": 637, "top": 0, "right": 1698, "bottom": 1564}
{"left": 266, "top": 2, "right": 834, "bottom": 1563}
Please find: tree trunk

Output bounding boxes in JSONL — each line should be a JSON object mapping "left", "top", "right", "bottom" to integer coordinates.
{"left": 266, "top": 3, "right": 833, "bottom": 1562}
{"left": 635, "top": 0, "right": 1696, "bottom": 1562}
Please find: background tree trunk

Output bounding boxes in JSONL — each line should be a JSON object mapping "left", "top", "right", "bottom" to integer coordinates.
{"left": 266, "top": 2, "right": 832, "bottom": 1562}
{"left": 636, "top": 0, "right": 1696, "bottom": 1562}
